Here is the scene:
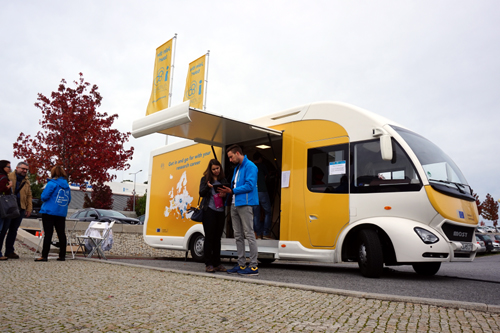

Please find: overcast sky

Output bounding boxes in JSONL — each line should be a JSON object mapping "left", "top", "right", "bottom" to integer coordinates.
{"left": 1, "top": 1, "right": 499, "bottom": 216}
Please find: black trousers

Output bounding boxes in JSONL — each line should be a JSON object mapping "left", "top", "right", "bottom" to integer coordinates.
{"left": 41, "top": 214, "right": 66, "bottom": 259}
{"left": 202, "top": 208, "right": 225, "bottom": 267}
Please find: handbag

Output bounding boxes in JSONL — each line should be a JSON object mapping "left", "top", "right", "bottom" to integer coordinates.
{"left": 0, "top": 194, "right": 20, "bottom": 219}
{"left": 0, "top": 175, "right": 20, "bottom": 219}
{"left": 189, "top": 197, "right": 204, "bottom": 222}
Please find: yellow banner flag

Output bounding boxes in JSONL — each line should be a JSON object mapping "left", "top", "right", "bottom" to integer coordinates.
{"left": 183, "top": 55, "right": 206, "bottom": 110}
{"left": 146, "top": 39, "right": 173, "bottom": 115}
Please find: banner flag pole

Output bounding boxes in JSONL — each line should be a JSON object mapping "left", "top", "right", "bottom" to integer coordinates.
{"left": 168, "top": 33, "right": 178, "bottom": 108}
{"left": 204, "top": 50, "right": 210, "bottom": 111}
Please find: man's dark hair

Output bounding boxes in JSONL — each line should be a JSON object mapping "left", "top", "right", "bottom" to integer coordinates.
{"left": 226, "top": 144, "right": 243, "bottom": 155}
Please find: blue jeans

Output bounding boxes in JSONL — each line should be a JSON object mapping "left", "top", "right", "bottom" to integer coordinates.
{"left": 253, "top": 192, "right": 272, "bottom": 237}
{"left": 0, "top": 209, "right": 24, "bottom": 256}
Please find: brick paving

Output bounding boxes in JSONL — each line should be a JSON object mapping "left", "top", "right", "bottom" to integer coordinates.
{"left": 1, "top": 242, "right": 499, "bottom": 332}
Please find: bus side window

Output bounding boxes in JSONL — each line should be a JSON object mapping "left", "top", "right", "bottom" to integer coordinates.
{"left": 352, "top": 139, "right": 421, "bottom": 193}
{"left": 307, "top": 144, "right": 349, "bottom": 193}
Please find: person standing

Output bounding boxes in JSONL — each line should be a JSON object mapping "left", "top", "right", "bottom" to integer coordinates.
{"left": 35, "top": 166, "right": 71, "bottom": 262}
{"left": 252, "top": 152, "right": 273, "bottom": 240}
{"left": 0, "top": 160, "right": 13, "bottom": 261}
{"left": 199, "top": 159, "right": 228, "bottom": 273}
{"left": 0, "top": 162, "right": 32, "bottom": 259}
{"left": 219, "top": 145, "right": 259, "bottom": 276}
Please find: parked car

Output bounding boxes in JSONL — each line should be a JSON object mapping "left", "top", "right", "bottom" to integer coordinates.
{"left": 477, "top": 234, "right": 500, "bottom": 253}
{"left": 484, "top": 226, "right": 495, "bottom": 233}
{"left": 138, "top": 214, "right": 145, "bottom": 225}
{"left": 475, "top": 235, "right": 486, "bottom": 253}
{"left": 476, "top": 226, "right": 487, "bottom": 233}
{"left": 29, "top": 198, "right": 43, "bottom": 219}
{"left": 69, "top": 208, "right": 141, "bottom": 225}
{"left": 491, "top": 234, "right": 500, "bottom": 244}
{"left": 476, "top": 234, "right": 494, "bottom": 253}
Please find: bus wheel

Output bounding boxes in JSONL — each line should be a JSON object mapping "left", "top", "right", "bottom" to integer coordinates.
{"left": 357, "top": 229, "right": 384, "bottom": 278}
{"left": 412, "top": 262, "right": 441, "bottom": 276}
{"left": 189, "top": 233, "right": 205, "bottom": 262}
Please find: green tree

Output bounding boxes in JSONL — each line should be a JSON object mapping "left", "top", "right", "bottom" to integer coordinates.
{"left": 125, "top": 191, "right": 147, "bottom": 216}
{"left": 135, "top": 191, "right": 147, "bottom": 216}
{"left": 29, "top": 173, "right": 45, "bottom": 199}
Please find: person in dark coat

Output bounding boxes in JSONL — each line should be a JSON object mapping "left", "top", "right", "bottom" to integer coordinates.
{"left": 198, "top": 159, "right": 228, "bottom": 273}
{"left": 0, "top": 160, "right": 13, "bottom": 261}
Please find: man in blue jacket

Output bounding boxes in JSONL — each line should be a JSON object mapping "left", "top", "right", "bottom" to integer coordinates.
{"left": 220, "top": 145, "right": 259, "bottom": 276}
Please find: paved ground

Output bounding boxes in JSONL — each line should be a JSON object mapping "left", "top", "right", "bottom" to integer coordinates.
{"left": 1, "top": 242, "right": 500, "bottom": 332}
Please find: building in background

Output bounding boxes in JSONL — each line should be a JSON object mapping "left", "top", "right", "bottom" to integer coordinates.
{"left": 68, "top": 182, "right": 147, "bottom": 211}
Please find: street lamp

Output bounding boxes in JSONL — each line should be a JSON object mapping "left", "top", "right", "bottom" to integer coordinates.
{"left": 129, "top": 170, "right": 142, "bottom": 212}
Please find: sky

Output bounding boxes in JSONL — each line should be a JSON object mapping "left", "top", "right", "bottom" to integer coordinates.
{"left": 1, "top": 1, "right": 499, "bottom": 220}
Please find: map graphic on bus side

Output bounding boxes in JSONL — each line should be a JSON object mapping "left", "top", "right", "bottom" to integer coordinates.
{"left": 164, "top": 171, "right": 194, "bottom": 220}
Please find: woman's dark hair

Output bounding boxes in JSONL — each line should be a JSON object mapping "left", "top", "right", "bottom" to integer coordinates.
{"left": 203, "top": 159, "right": 225, "bottom": 181}
{"left": 50, "top": 165, "right": 68, "bottom": 179}
{"left": 0, "top": 160, "right": 11, "bottom": 176}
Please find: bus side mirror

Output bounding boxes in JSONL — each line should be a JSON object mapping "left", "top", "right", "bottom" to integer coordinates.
{"left": 373, "top": 127, "right": 393, "bottom": 161}
{"left": 380, "top": 135, "right": 393, "bottom": 161}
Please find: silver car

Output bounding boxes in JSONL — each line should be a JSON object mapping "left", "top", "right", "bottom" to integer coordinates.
{"left": 475, "top": 235, "right": 486, "bottom": 253}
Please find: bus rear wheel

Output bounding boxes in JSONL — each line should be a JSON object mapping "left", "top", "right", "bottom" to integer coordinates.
{"left": 189, "top": 233, "right": 205, "bottom": 262}
{"left": 412, "top": 262, "right": 441, "bottom": 276}
{"left": 357, "top": 229, "right": 384, "bottom": 278}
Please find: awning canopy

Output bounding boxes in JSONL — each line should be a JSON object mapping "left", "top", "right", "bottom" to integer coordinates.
{"left": 132, "top": 101, "right": 282, "bottom": 147}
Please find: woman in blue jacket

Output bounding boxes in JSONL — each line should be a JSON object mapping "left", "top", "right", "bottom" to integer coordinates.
{"left": 35, "top": 166, "right": 71, "bottom": 262}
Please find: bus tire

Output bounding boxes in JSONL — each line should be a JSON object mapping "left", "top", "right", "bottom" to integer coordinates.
{"left": 357, "top": 229, "right": 384, "bottom": 278}
{"left": 189, "top": 233, "right": 205, "bottom": 262}
{"left": 412, "top": 262, "right": 441, "bottom": 276}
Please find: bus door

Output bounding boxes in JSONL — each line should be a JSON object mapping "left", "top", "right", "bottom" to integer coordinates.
{"left": 304, "top": 137, "right": 350, "bottom": 247}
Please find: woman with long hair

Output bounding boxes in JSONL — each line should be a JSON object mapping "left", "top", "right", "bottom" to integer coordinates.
{"left": 198, "top": 159, "right": 228, "bottom": 273}
{"left": 35, "top": 165, "right": 71, "bottom": 262}
{"left": 0, "top": 160, "right": 13, "bottom": 260}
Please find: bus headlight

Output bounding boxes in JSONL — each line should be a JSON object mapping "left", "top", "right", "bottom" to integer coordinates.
{"left": 414, "top": 227, "right": 439, "bottom": 244}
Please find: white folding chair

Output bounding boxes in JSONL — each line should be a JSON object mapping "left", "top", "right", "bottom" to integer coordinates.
{"left": 65, "top": 219, "right": 79, "bottom": 259}
{"left": 76, "top": 221, "right": 115, "bottom": 259}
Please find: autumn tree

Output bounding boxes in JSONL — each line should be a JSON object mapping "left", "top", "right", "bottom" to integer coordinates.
{"left": 473, "top": 192, "right": 482, "bottom": 216}
{"left": 83, "top": 183, "right": 114, "bottom": 209}
{"left": 13, "top": 73, "right": 134, "bottom": 188}
{"left": 481, "top": 193, "right": 499, "bottom": 227}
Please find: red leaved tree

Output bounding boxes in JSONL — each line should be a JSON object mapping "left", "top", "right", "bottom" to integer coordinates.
{"left": 83, "top": 183, "right": 114, "bottom": 209}
{"left": 13, "top": 73, "right": 134, "bottom": 187}
{"left": 481, "top": 193, "right": 499, "bottom": 227}
{"left": 473, "top": 192, "right": 483, "bottom": 216}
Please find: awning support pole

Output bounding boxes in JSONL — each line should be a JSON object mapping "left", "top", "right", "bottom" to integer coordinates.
{"left": 211, "top": 145, "right": 217, "bottom": 161}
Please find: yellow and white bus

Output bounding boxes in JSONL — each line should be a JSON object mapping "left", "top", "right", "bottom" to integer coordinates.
{"left": 132, "top": 100, "right": 479, "bottom": 277}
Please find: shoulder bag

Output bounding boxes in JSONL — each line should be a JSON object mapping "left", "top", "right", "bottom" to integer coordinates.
{"left": 0, "top": 176, "right": 20, "bottom": 219}
{"left": 188, "top": 197, "right": 204, "bottom": 222}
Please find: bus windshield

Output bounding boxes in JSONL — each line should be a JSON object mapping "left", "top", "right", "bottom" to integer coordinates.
{"left": 392, "top": 126, "right": 474, "bottom": 200}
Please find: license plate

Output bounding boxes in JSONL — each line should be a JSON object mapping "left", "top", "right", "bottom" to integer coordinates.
{"left": 461, "top": 243, "right": 473, "bottom": 252}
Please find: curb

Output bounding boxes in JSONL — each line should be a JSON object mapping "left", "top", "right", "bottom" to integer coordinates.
{"left": 78, "top": 257, "right": 500, "bottom": 314}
